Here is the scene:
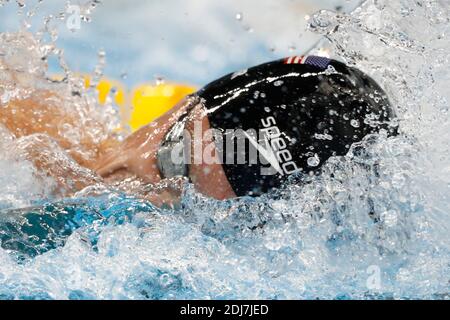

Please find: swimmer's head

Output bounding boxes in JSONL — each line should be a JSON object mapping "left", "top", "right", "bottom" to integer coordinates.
{"left": 190, "top": 56, "right": 397, "bottom": 196}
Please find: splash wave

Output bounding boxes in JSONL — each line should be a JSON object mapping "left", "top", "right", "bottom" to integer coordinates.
{"left": 0, "top": 0, "right": 449, "bottom": 299}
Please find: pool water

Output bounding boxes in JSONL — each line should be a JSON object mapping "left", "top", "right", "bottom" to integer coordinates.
{"left": 0, "top": 0, "right": 449, "bottom": 299}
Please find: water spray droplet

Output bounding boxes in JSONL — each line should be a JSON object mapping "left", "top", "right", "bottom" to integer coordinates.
{"left": 350, "top": 119, "right": 360, "bottom": 128}
{"left": 155, "top": 76, "right": 165, "bottom": 86}
{"left": 274, "top": 80, "right": 284, "bottom": 87}
{"left": 307, "top": 154, "right": 320, "bottom": 167}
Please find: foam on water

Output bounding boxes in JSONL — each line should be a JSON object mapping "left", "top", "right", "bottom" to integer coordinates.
{"left": 0, "top": 0, "right": 449, "bottom": 299}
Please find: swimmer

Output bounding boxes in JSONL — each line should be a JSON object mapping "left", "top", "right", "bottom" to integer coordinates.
{"left": 1, "top": 56, "right": 396, "bottom": 206}
{"left": 95, "top": 56, "right": 396, "bottom": 201}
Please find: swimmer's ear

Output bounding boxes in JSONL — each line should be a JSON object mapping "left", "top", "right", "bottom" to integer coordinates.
{"left": 95, "top": 152, "right": 128, "bottom": 177}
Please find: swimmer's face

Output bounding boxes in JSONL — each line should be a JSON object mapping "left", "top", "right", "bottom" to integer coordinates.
{"left": 184, "top": 103, "right": 236, "bottom": 200}
{"left": 95, "top": 97, "right": 236, "bottom": 204}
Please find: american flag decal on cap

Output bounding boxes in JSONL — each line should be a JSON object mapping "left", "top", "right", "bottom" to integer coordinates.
{"left": 284, "top": 55, "right": 331, "bottom": 70}
{"left": 284, "top": 56, "right": 307, "bottom": 64}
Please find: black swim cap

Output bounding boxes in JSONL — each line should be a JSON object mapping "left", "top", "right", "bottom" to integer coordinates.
{"left": 197, "top": 56, "right": 396, "bottom": 197}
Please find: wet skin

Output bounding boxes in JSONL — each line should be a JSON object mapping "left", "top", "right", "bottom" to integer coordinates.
{"left": 95, "top": 97, "right": 237, "bottom": 201}
{"left": 0, "top": 90, "right": 235, "bottom": 206}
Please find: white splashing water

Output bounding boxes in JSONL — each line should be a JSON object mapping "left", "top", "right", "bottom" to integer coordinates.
{"left": 0, "top": 0, "right": 449, "bottom": 299}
